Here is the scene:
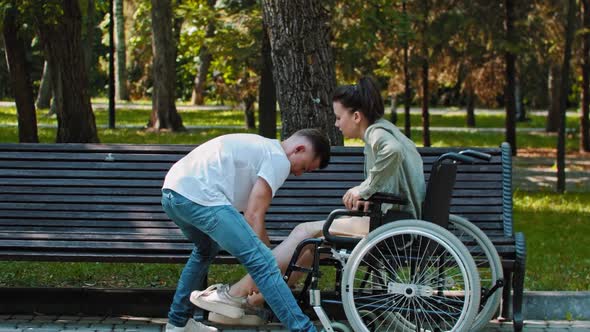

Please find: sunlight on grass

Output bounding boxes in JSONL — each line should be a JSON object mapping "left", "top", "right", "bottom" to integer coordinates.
{"left": 514, "top": 191, "right": 590, "bottom": 291}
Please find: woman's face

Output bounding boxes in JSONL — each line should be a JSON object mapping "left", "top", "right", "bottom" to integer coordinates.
{"left": 333, "top": 101, "right": 361, "bottom": 139}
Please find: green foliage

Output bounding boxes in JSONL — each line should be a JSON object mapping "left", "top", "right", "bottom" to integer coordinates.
{"left": 176, "top": 0, "right": 262, "bottom": 102}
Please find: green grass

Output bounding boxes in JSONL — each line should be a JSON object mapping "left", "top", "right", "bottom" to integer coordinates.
{"left": 514, "top": 191, "right": 590, "bottom": 291}
{"left": 0, "top": 106, "right": 581, "bottom": 128}
{"left": 0, "top": 108, "right": 249, "bottom": 127}
{"left": 0, "top": 107, "right": 581, "bottom": 150}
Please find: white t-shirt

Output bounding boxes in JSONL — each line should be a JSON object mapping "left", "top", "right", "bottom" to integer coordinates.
{"left": 163, "top": 134, "right": 291, "bottom": 212}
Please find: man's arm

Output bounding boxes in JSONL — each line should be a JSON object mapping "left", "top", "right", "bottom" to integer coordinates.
{"left": 243, "top": 177, "right": 273, "bottom": 247}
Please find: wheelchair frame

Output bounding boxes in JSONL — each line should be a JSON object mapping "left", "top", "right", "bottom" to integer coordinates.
{"left": 281, "top": 150, "right": 505, "bottom": 332}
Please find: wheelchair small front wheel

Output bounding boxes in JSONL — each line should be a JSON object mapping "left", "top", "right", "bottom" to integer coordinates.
{"left": 341, "top": 219, "right": 480, "bottom": 332}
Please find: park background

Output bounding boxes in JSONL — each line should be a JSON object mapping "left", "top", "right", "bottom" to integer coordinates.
{"left": 0, "top": 0, "right": 588, "bottom": 303}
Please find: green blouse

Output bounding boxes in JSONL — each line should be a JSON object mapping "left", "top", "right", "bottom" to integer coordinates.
{"left": 357, "top": 118, "right": 426, "bottom": 218}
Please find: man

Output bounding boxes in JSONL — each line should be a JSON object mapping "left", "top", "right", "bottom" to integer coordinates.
{"left": 162, "top": 129, "right": 330, "bottom": 332}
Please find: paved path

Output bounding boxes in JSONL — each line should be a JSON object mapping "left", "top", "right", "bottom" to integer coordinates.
{"left": 513, "top": 155, "right": 590, "bottom": 192}
{"left": 0, "top": 315, "right": 589, "bottom": 332}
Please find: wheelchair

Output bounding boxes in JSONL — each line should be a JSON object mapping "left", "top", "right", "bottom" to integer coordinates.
{"left": 281, "top": 150, "right": 505, "bottom": 332}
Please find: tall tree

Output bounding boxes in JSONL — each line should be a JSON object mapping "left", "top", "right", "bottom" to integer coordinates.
{"left": 557, "top": 0, "right": 576, "bottom": 192}
{"left": 2, "top": 5, "right": 38, "bottom": 142}
{"left": 504, "top": 0, "right": 517, "bottom": 155}
{"left": 546, "top": 65, "right": 561, "bottom": 132}
{"left": 402, "top": 0, "right": 412, "bottom": 138}
{"left": 108, "top": 0, "right": 115, "bottom": 128}
{"left": 148, "top": 0, "right": 184, "bottom": 131}
{"left": 33, "top": 0, "right": 99, "bottom": 143}
{"left": 261, "top": 0, "right": 342, "bottom": 144}
{"left": 420, "top": 0, "right": 430, "bottom": 147}
{"left": 114, "top": 0, "right": 129, "bottom": 101}
{"left": 190, "top": 0, "right": 215, "bottom": 105}
{"left": 35, "top": 60, "right": 51, "bottom": 109}
{"left": 582, "top": 0, "right": 590, "bottom": 152}
{"left": 258, "top": 21, "right": 276, "bottom": 139}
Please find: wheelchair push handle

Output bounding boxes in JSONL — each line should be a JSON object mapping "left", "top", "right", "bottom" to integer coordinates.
{"left": 323, "top": 209, "right": 368, "bottom": 245}
{"left": 460, "top": 149, "right": 492, "bottom": 161}
{"left": 437, "top": 152, "right": 477, "bottom": 165}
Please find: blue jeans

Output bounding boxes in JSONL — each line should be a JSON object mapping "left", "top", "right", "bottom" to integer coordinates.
{"left": 162, "top": 189, "right": 316, "bottom": 332}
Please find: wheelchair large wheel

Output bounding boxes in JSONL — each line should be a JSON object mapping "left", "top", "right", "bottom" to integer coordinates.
{"left": 448, "top": 214, "right": 503, "bottom": 331}
{"left": 341, "top": 220, "right": 480, "bottom": 332}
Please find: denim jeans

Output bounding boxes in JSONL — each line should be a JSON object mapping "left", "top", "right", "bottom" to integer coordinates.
{"left": 162, "top": 189, "right": 316, "bottom": 332}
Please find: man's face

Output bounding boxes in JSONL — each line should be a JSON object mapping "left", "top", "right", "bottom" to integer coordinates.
{"left": 289, "top": 144, "right": 321, "bottom": 176}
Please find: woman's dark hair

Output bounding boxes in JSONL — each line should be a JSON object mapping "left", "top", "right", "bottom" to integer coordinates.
{"left": 332, "top": 76, "right": 384, "bottom": 124}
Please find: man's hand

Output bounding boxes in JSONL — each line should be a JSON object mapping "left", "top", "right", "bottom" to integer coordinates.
{"left": 244, "top": 177, "right": 273, "bottom": 247}
{"left": 342, "top": 186, "right": 369, "bottom": 211}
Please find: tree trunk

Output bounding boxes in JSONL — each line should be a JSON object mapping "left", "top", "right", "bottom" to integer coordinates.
{"left": 258, "top": 22, "right": 277, "bottom": 139}
{"left": 390, "top": 96, "right": 398, "bottom": 124}
{"left": 466, "top": 89, "right": 476, "bottom": 127}
{"left": 504, "top": 0, "right": 517, "bottom": 156}
{"left": 421, "top": 0, "right": 430, "bottom": 147}
{"left": 35, "top": 0, "right": 99, "bottom": 143}
{"left": 261, "top": 0, "right": 342, "bottom": 144}
{"left": 421, "top": 61, "right": 430, "bottom": 147}
{"left": 115, "top": 0, "right": 129, "bottom": 101}
{"left": 3, "top": 7, "right": 38, "bottom": 143}
{"left": 36, "top": 60, "right": 52, "bottom": 109}
{"left": 515, "top": 78, "right": 527, "bottom": 122}
{"left": 582, "top": 0, "right": 590, "bottom": 152}
{"left": 243, "top": 95, "right": 256, "bottom": 129}
{"left": 149, "top": 0, "right": 184, "bottom": 131}
{"left": 108, "top": 0, "right": 116, "bottom": 128}
{"left": 546, "top": 65, "right": 561, "bottom": 132}
{"left": 191, "top": 46, "right": 212, "bottom": 105}
{"left": 557, "top": 0, "right": 576, "bottom": 193}
{"left": 403, "top": 1, "right": 411, "bottom": 138}
{"left": 83, "top": 0, "right": 95, "bottom": 74}
{"left": 190, "top": 0, "right": 216, "bottom": 105}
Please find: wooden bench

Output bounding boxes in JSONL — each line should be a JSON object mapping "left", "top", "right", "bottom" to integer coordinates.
{"left": 0, "top": 143, "right": 525, "bottom": 330}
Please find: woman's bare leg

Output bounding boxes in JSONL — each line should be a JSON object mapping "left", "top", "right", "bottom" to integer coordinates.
{"left": 228, "top": 216, "right": 370, "bottom": 306}
{"left": 228, "top": 220, "right": 325, "bottom": 299}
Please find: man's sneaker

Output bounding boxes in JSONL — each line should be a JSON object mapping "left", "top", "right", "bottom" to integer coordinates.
{"left": 165, "top": 318, "right": 218, "bottom": 332}
{"left": 190, "top": 284, "right": 246, "bottom": 319}
{"left": 208, "top": 306, "right": 270, "bottom": 326}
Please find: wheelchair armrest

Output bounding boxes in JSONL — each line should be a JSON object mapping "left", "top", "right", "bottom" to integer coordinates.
{"left": 323, "top": 209, "right": 368, "bottom": 246}
{"left": 367, "top": 192, "right": 408, "bottom": 205}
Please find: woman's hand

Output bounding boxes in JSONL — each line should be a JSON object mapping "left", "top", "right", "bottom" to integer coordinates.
{"left": 343, "top": 187, "right": 370, "bottom": 211}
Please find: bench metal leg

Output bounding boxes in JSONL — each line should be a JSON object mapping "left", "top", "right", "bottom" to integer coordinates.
{"left": 501, "top": 272, "right": 512, "bottom": 320}
{"left": 512, "top": 232, "right": 526, "bottom": 332}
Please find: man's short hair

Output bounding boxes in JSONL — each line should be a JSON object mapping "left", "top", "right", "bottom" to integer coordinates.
{"left": 292, "top": 128, "right": 331, "bottom": 169}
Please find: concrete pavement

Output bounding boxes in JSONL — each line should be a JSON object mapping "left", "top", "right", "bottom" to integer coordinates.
{"left": 1, "top": 315, "right": 589, "bottom": 332}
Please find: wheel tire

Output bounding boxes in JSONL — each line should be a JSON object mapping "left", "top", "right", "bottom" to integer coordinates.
{"left": 448, "top": 214, "right": 504, "bottom": 331}
{"left": 341, "top": 219, "right": 480, "bottom": 332}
